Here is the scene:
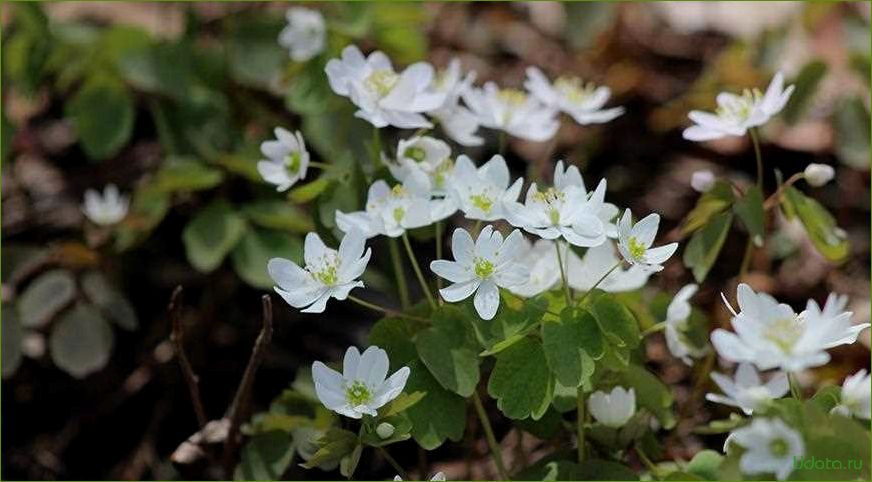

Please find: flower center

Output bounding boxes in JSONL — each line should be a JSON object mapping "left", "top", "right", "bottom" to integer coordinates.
{"left": 474, "top": 258, "right": 495, "bottom": 279}
{"left": 309, "top": 254, "right": 340, "bottom": 286}
{"left": 627, "top": 236, "right": 646, "bottom": 259}
{"left": 393, "top": 206, "right": 406, "bottom": 223}
{"left": 404, "top": 146, "right": 427, "bottom": 162}
{"left": 432, "top": 159, "right": 453, "bottom": 188}
{"left": 554, "top": 76, "right": 597, "bottom": 105}
{"left": 498, "top": 88, "right": 527, "bottom": 106}
{"left": 470, "top": 192, "right": 494, "bottom": 214}
{"left": 716, "top": 88, "right": 763, "bottom": 122}
{"left": 284, "top": 152, "right": 302, "bottom": 174}
{"left": 769, "top": 438, "right": 789, "bottom": 458}
{"left": 763, "top": 317, "right": 804, "bottom": 354}
{"left": 390, "top": 184, "right": 406, "bottom": 197}
{"left": 345, "top": 381, "right": 372, "bottom": 406}
{"left": 365, "top": 69, "right": 399, "bottom": 97}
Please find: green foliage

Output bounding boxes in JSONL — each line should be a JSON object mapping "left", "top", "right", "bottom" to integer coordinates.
{"left": 403, "top": 360, "right": 467, "bottom": 450}
{"left": 780, "top": 186, "right": 849, "bottom": 262}
{"left": 299, "top": 428, "right": 359, "bottom": 470}
{"left": 234, "top": 431, "right": 296, "bottom": 481}
{"left": 49, "top": 303, "right": 114, "bottom": 378}
{"left": 783, "top": 60, "right": 827, "bottom": 124}
{"left": 80, "top": 271, "right": 138, "bottom": 331}
{"left": 833, "top": 95, "right": 871, "bottom": 169}
{"left": 115, "top": 183, "right": 171, "bottom": 251}
{"left": 488, "top": 337, "right": 554, "bottom": 420}
{"left": 224, "top": 13, "right": 287, "bottom": 89}
{"left": 614, "top": 364, "right": 676, "bottom": 429}
{"left": 182, "top": 200, "right": 249, "bottom": 273}
{"left": 683, "top": 211, "right": 734, "bottom": 283}
{"left": 3, "top": 3, "right": 52, "bottom": 93}
{"left": 732, "top": 185, "right": 765, "bottom": 247}
{"left": 153, "top": 157, "right": 225, "bottom": 194}
{"left": 231, "top": 229, "right": 302, "bottom": 289}
{"left": 16, "top": 269, "right": 76, "bottom": 328}
{"left": 414, "top": 306, "right": 480, "bottom": 397}
{"left": 542, "top": 308, "right": 598, "bottom": 388}
{"left": 241, "top": 200, "right": 315, "bottom": 233}
{"left": 64, "top": 74, "right": 135, "bottom": 160}
{"left": 681, "top": 181, "right": 734, "bottom": 236}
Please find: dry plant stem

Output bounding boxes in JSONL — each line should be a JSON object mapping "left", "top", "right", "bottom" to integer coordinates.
{"left": 348, "top": 295, "right": 429, "bottom": 322}
{"left": 763, "top": 172, "right": 804, "bottom": 210}
{"left": 402, "top": 232, "right": 437, "bottom": 309}
{"left": 169, "top": 286, "right": 208, "bottom": 430}
{"left": 223, "top": 295, "right": 274, "bottom": 473}
{"left": 577, "top": 388, "right": 586, "bottom": 463}
{"left": 472, "top": 391, "right": 510, "bottom": 480}
{"left": 378, "top": 446, "right": 409, "bottom": 480}
{"left": 388, "top": 238, "right": 412, "bottom": 309}
{"left": 555, "top": 241, "right": 573, "bottom": 304}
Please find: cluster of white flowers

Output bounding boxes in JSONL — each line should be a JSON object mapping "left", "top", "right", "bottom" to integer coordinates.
{"left": 279, "top": 8, "right": 326, "bottom": 62}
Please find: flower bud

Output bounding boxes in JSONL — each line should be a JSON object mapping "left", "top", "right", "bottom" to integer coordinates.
{"left": 376, "top": 422, "right": 395, "bottom": 439}
{"left": 804, "top": 163, "right": 834, "bottom": 187}
{"left": 691, "top": 169, "right": 715, "bottom": 193}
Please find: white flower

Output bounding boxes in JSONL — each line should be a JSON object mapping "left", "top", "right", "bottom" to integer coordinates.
{"left": 691, "top": 169, "right": 715, "bottom": 193}
{"left": 566, "top": 241, "right": 651, "bottom": 293}
{"left": 430, "top": 226, "right": 528, "bottom": 320}
{"left": 507, "top": 238, "right": 562, "bottom": 297}
{"left": 706, "top": 363, "right": 789, "bottom": 415}
{"left": 82, "top": 184, "right": 129, "bottom": 225}
{"left": 711, "top": 285, "right": 870, "bottom": 372}
{"left": 336, "top": 179, "right": 445, "bottom": 239}
{"left": 312, "top": 345, "right": 410, "bottom": 419}
{"left": 616, "top": 209, "right": 678, "bottom": 272}
{"left": 427, "top": 59, "right": 484, "bottom": 146}
{"left": 664, "top": 284, "right": 709, "bottom": 365}
{"left": 729, "top": 418, "right": 804, "bottom": 481}
{"left": 278, "top": 8, "right": 326, "bottom": 62}
{"left": 506, "top": 162, "right": 614, "bottom": 247}
{"left": 552, "top": 161, "right": 620, "bottom": 237}
{"left": 268, "top": 230, "right": 371, "bottom": 313}
{"left": 525, "top": 67, "right": 624, "bottom": 125}
{"left": 463, "top": 82, "right": 559, "bottom": 142}
{"left": 588, "top": 386, "right": 636, "bottom": 428}
{"left": 257, "top": 128, "right": 310, "bottom": 192}
{"left": 326, "top": 45, "right": 446, "bottom": 129}
{"left": 832, "top": 370, "right": 871, "bottom": 420}
{"left": 803, "top": 163, "right": 835, "bottom": 187}
{"left": 449, "top": 154, "right": 523, "bottom": 222}
{"left": 386, "top": 136, "right": 454, "bottom": 196}
{"left": 683, "top": 71, "right": 795, "bottom": 141}
{"left": 394, "top": 472, "right": 446, "bottom": 481}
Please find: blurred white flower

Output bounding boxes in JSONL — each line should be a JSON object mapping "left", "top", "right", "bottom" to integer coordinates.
{"left": 803, "top": 163, "right": 835, "bottom": 187}
{"left": 552, "top": 161, "right": 620, "bottom": 237}
{"left": 831, "top": 370, "right": 871, "bottom": 420}
{"left": 82, "top": 184, "right": 129, "bottom": 226}
{"left": 427, "top": 59, "right": 484, "bottom": 146}
{"left": 691, "top": 169, "right": 715, "bottom": 193}
{"left": 430, "top": 226, "right": 528, "bottom": 320}
{"left": 449, "top": 154, "right": 523, "bottom": 222}
{"left": 729, "top": 418, "right": 804, "bottom": 481}
{"left": 326, "top": 45, "right": 446, "bottom": 129}
{"left": 566, "top": 241, "right": 651, "bottom": 293}
{"left": 711, "top": 285, "right": 870, "bottom": 372}
{"left": 706, "top": 363, "right": 789, "bottom": 415}
{"left": 525, "top": 67, "right": 624, "bottom": 125}
{"left": 278, "top": 7, "right": 326, "bottom": 62}
{"left": 588, "top": 386, "right": 636, "bottom": 428}
{"left": 386, "top": 136, "right": 454, "bottom": 196}
{"left": 664, "top": 284, "right": 709, "bottom": 365}
{"left": 395, "top": 472, "right": 446, "bottom": 481}
{"left": 257, "top": 128, "right": 310, "bottom": 192}
{"left": 507, "top": 237, "right": 562, "bottom": 298}
{"left": 616, "top": 209, "right": 678, "bottom": 272}
{"left": 268, "top": 230, "right": 370, "bottom": 313}
{"left": 312, "top": 345, "right": 410, "bottom": 419}
{"left": 463, "top": 82, "right": 559, "bottom": 142}
{"left": 336, "top": 178, "right": 446, "bottom": 239}
{"left": 682, "top": 72, "right": 794, "bottom": 141}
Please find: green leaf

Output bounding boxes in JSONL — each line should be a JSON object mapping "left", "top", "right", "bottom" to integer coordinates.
{"left": 17, "top": 269, "right": 77, "bottom": 328}
{"left": 616, "top": 364, "right": 676, "bottom": 429}
{"left": 286, "top": 60, "right": 335, "bottom": 115}
{"left": 2, "top": 306, "right": 24, "bottom": 378}
{"left": 49, "top": 303, "right": 114, "bottom": 378}
{"left": 231, "top": 229, "right": 302, "bottom": 289}
{"left": 379, "top": 391, "right": 426, "bottom": 418}
{"left": 685, "top": 450, "right": 723, "bottom": 480}
{"left": 833, "top": 96, "right": 871, "bottom": 169}
{"left": 241, "top": 200, "right": 315, "bottom": 233}
{"left": 781, "top": 186, "right": 849, "bottom": 262}
{"left": 118, "top": 41, "right": 195, "bottom": 98}
{"left": 80, "top": 271, "right": 138, "bottom": 331}
{"left": 65, "top": 74, "right": 135, "bottom": 160}
{"left": 732, "top": 185, "right": 765, "bottom": 247}
{"left": 371, "top": 3, "right": 428, "bottom": 64}
{"left": 300, "top": 428, "right": 358, "bottom": 470}
{"left": 681, "top": 181, "right": 734, "bottom": 236}
{"left": 809, "top": 385, "right": 841, "bottom": 413}
{"left": 4, "top": 4, "right": 51, "bottom": 93}
{"left": 542, "top": 308, "right": 596, "bottom": 388}
{"left": 414, "top": 306, "right": 480, "bottom": 397}
{"left": 154, "top": 157, "right": 224, "bottom": 193}
{"left": 569, "top": 459, "right": 638, "bottom": 481}
{"left": 289, "top": 177, "right": 332, "bottom": 204}
{"left": 225, "top": 13, "right": 286, "bottom": 89}
{"left": 589, "top": 293, "right": 641, "bottom": 350}
{"left": 564, "top": 3, "right": 616, "bottom": 50}
{"left": 488, "top": 337, "right": 554, "bottom": 420}
{"left": 234, "top": 431, "right": 296, "bottom": 481}
{"left": 683, "top": 211, "right": 733, "bottom": 283}
{"left": 182, "top": 200, "right": 248, "bottom": 273}
{"left": 114, "top": 182, "right": 171, "bottom": 251}
{"left": 404, "top": 360, "right": 466, "bottom": 450}
{"left": 368, "top": 316, "right": 425, "bottom": 370}
{"left": 783, "top": 60, "right": 827, "bottom": 124}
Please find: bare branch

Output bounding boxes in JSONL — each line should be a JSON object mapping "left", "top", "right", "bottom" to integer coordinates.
{"left": 169, "top": 286, "right": 208, "bottom": 430}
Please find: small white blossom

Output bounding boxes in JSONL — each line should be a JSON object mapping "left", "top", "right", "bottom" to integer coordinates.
{"left": 268, "top": 230, "right": 371, "bottom": 313}
{"left": 803, "top": 163, "right": 835, "bottom": 187}
{"left": 386, "top": 136, "right": 454, "bottom": 196}
{"left": 566, "top": 241, "right": 651, "bottom": 293}
{"left": 257, "top": 128, "right": 310, "bottom": 192}
{"left": 82, "top": 184, "right": 129, "bottom": 226}
{"left": 463, "top": 82, "right": 559, "bottom": 142}
{"left": 326, "top": 45, "right": 446, "bottom": 129}
{"left": 312, "top": 346, "right": 410, "bottom": 419}
{"left": 507, "top": 237, "right": 562, "bottom": 298}
{"left": 691, "top": 169, "right": 716, "bottom": 193}
{"left": 394, "top": 472, "right": 446, "bottom": 481}
{"left": 729, "top": 418, "right": 804, "bottom": 481}
{"left": 336, "top": 178, "right": 447, "bottom": 239}
{"left": 706, "top": 363, "right": 789, "bottom": 415}
{"left": 376, "top": 422, "right": 396, "bottom": 439}
{"left": 427, "top": 59, "right": 483, "bottom": 146}
{"left": 278, "top": 8, "right": 326, "bottom": 62}
{"left": 449, "top": 154, "right": 523, "bottom": 222}
{"left": 664, "top": 284, "right": 709, "bottom": 365}
{"left": 588, "top": 386, "right": 636, "bottom": 428}
{"left": 430, "top": 226, "right": 528, "bottom": 320}
{"left": 832, "top": 370, "right": 871, "bottom": 420}
{"left": 525, "top": 67, "right": 624, "bottom": 125}
{"left": 683, "top": 71, "right": 794, "bottom": 141}
{"left": 616, "top": 209, "right": 678, "bottom": 272}
{"left": 711, "top": 285, "right": 870, "bottom": 372}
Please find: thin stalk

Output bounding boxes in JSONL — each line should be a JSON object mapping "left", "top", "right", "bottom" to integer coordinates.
{"left": 642, "top": 321, "right": 667, "bottom": 337}
{"left": 378, "top": 446, "right": 409, "bottom": 481}
{"left": 577, "top": 261, "right": 622, "bottom": 305}
{"left": 749, "top": 127, "right": 764, "bottom": 189}
{"left": 576, "top": 387, "right": 586, "bottom": 463}
{"left": 372, "top": 126, "right": 383, "bottom": 166}
{"left": 388, "top": 238, "right": 411, "bottom": 309}
{"left": 402, "top": 232, "right": 437, "bottom": 310}
{"left": 472, "top": 392, "right": 509, "bottom": 480}
{"left": 498, "top": 131, "right": 507, "bottom": 156}
{"left": 738, "top": 238, "right": 754, "bottom": 278}
{"left": 788, "top": 372, "right": 803, "bottom": 400}
{"left": 308, "top": 161, "right": 334, "bottom": 170}
{"left": 435, "top": 221, "right": 444, "bottom": 293}
{"left": 473, "top": 219, "right": 483, "bottom": 237}
{"left": 635, "top": 443, "right": 661, "bottom": 480}
{"left": 347, "top": 295, "right": 428, "bottom": 322}
{"left": 555, "top": 242, "right": 573, "bottom": 304}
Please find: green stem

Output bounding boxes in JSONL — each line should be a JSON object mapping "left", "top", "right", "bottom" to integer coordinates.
{"left": 473, "top": 219, "right": 483, "bottom": 237}
{"left": 402, "top": 232, "right": 437, "bottom": 310}
{"left": 738, "top": 237, "right": 754, "bottom": 278}
{"left": 308, "top": 161, "right": 334, "bottom": 170}
{"left": 635, "top": 443, "right": 661, "bottom": 480}
{"left": 788, "top": 372, "right": 803, "bottom": 400}
{"left": 388, "top": 238, "right": 411, "bottom": 309}
{"left": 435, "top": 221, "right": 444, "bottom": 293}
{"left": 749, "top": 127, "right": 764, "bottom": 189}
{"left": 372, "top": 126, "right": 383, "bottom": 165}
{"left": 377, "top": 446, "right": 409, "bottom": 481}
{"left": 642, "top": 321, "right": 667, "bottom": 337}
{"left": 577, "top": 261, "right": 622, "bottom": 305}
{"left": 472, "top": 392, "right": 509, "bottom": 480}
{"left": 577, "top": 387, "right": 586, "bottom": 463}
{"left": 555, "top": 242, "right": 573, "bottom": 304}
{"left": 347, "top": 295, "right": 428, "bottom": 322}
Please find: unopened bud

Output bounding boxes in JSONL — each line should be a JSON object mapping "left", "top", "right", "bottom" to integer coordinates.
{"left": 804, "top": 163, "right": 835, "bottom": 187}
{"left": 691, "top": 169, "right": 715, "bottom": 193}
{"left": 376, "top": 422, "right": 395, "bottom": 439}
